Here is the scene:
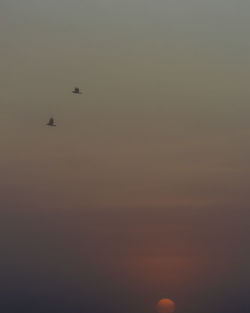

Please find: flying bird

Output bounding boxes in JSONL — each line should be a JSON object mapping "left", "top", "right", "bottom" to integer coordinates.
{"left": 46, "top": 117, "right": 56, "bottom": 127}
{"left": 72, "top": 87, "right": 82, "bottom": 94}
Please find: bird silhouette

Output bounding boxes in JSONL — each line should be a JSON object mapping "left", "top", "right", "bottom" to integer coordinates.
{"left": 72, "top": 87, "right": 82, "bottom": 94}
{"left": 46, "top": 117, "right": 56, "bottom": 127}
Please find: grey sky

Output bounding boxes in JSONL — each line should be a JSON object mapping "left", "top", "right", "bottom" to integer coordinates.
{"left": 1, "top": 1, "right": 250, "bottom": 312}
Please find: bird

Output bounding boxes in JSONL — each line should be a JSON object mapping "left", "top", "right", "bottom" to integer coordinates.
{"left": 72, "top": 87, "right": 82, "bottom": 94}
{"left": 46, "top": 117, "right": 56, "bottom": 127}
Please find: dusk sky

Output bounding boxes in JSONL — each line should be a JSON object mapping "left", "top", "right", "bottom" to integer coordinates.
{"left": 1, "top": 1, "right": 250, "bottom": 312}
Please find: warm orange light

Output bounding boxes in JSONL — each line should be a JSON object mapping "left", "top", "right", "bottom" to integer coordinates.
{"left": 157, "top": 298, "right": 176, "bottom": 313}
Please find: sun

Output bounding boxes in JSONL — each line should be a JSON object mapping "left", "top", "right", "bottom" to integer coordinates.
{"left": 157, "top": 298, "right": 176, "bottom": 313}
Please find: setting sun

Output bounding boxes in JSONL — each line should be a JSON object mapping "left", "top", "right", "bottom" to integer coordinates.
{"left": 157, "top": 298, "right": 176, "bottom": 313}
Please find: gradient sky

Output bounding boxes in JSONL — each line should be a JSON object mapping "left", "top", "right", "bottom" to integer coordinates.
{"left": 1, "top": 1, "right": 250, "bottom": 312}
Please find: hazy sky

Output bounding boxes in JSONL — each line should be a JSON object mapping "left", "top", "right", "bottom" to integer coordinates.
{"left": 1, "top": 1, "right": 250, "bottom": 312}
